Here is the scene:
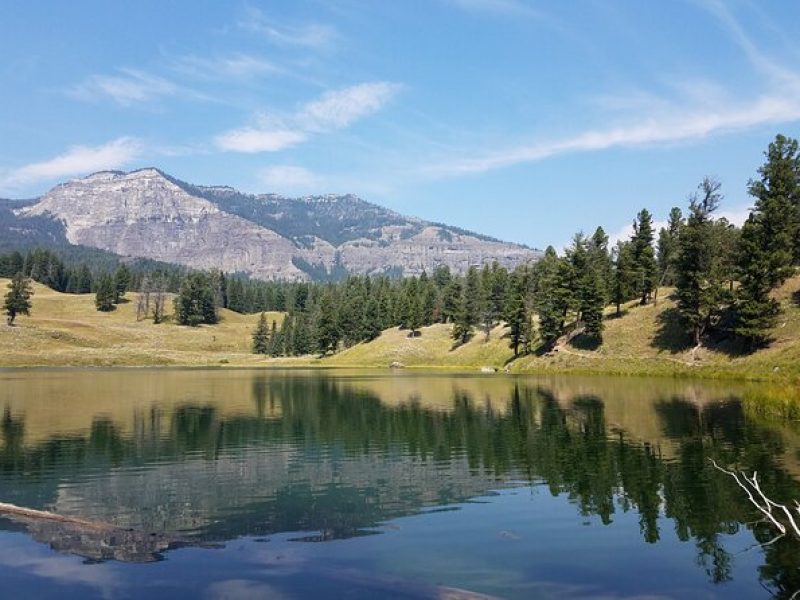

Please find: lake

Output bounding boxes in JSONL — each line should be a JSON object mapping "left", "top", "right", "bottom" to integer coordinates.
{"left": 0, "top": 369, "right": 798, "bottom": 599}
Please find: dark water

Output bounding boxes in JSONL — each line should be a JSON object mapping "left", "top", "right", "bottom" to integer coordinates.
{"left": 0, "top": 369, "right": 799, "bottom": 599}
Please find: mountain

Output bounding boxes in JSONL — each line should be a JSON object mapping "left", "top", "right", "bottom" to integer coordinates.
{"left": 7, "top": 168, "right": 539, "bottom": 280}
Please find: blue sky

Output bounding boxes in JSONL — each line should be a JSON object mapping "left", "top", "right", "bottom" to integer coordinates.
{"left": 1, "top": 0, "right": 800, "bottom": 249}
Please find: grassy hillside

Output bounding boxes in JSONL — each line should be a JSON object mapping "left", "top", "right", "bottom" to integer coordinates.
{"left": 510, "top": 275, "right": 800, "bottom": 381}
{"left": 0, "top": 279, "right": 287, "bottom": 367}
{"left": 2, "top": 275, "right": 800, "bottom": 382}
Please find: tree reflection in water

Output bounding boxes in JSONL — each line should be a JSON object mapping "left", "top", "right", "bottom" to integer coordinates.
{"left": 0, "top": 372, "right": 798, "bottom": 596}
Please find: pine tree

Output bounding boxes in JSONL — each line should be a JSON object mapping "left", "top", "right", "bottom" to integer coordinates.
{"left": 588, "top": 226, "right": 612, "bottom": 302}
{"left": 252, "top": 312, "right": 270, "bottom": 354}
{"left": 631, "top": 209, "right": 657, "bottom": 304}
{"left": 463, "top": 265, "right": 481, "bottom": 328}
{"left": 504, "top": 269, "right": 529, "bottom": 356}
{"left": 676, "top": 178, "right": 727, "bottom": 346}
{"left": 314, "top": 289, "right": 340, "bottom": 355}
{"left": 4, "top": 273, "right": 33, "bottom": 326}
{"left": 95, "top": 273, "right": 117, "bottom": 312}
{"left": 735, "top": 134, "right": 800, "bottom": 346}
{"left": 657, "top": 208, "right": 683, "bottom": 289}
{"left": 174, "top": 272, "right": 218, "bottom": 326}
{"left": 268, "top": 320, "right": 281, "bottom": 357}
{"left": 77, "top": 264, "right": 93, "bottom": 294}
{"left": 581, "top": 270, "right": 605, "bottom": 340}
{"left": 113, "top": 264, "right": 131, "bottom": 303}
{"left": 363, "top": 297, "right": 383, "bottom": 341}
{"left": 533, "top": 248, "right": 570, "bottom": 349}
{"left": 292, "top": 313, "right": 312, "bottom": 355}
{"left": 440, "top": 280, "right": 462, "bottom": 323}
{"left": 611, "top": 241, "right": 635, "bottom": 316}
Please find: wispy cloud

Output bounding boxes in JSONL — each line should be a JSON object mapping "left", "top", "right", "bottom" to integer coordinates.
{"left": 697, "top": 0, "right": 800, "bottom": 89}
{"left": 429, "top": 1, "right": 800, "bottom": 179}
{"left": 258, "top": 165, "right": 321, "bottom": 193}
{"left": 239, "top": 7, "right": 337, "bottom": 49}
{"left": 67, "top": 69, "right": 186, "bottom": 106}
{"left": 431, "top": 94, "right": 800, "bottom": 177}
{"left": 215, "top": 82, "right": 402, "bottom": 153}
{"left": 299, "top": 82, "right": 403, "bottom": 131}
{"left": 216, "top": 128, "right": 308, "bottom": 153}
{"left": 169, "top": 53, "right": 281, "bottom": 80}
{"left": 0, "top": 137, "right": 142, "bottom": 190}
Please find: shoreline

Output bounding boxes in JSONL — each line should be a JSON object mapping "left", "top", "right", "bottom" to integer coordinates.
{"left": 0, "top": 357, "right": 796, "bottom": 384}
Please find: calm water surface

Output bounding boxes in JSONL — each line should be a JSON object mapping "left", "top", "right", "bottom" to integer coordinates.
{"left": 0, "top": 369, "right": 798, "bottom": 599}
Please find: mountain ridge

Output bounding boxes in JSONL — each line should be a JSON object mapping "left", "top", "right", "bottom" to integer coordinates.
{"left": 6, "top": 168, "right": 540, "bottom": 281}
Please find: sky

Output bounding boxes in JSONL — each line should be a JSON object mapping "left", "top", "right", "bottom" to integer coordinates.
{"left": 1, "top": 0, "right": 800, "bottom": 249}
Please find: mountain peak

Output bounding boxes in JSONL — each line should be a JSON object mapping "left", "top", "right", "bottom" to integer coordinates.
{"left": 11, "top": 168, "right": 539, "bottom": 281}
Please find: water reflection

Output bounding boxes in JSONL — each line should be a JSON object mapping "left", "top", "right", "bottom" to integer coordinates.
{"left": 0, "top": 370, "right": 799, "bottom": 596}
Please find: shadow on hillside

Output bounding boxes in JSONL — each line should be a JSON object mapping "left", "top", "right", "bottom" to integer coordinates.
{"left": 793, "top": 289, "right": 800, "bottom": 307}
{"left": 569, "top": 333, "right": 602, "bottom": 351}
{"left": 651, "top": 307, "right": 693, "bottom": 354}
{"left": 652, "top": 305, "right": 757, "bottom": 357}
{"left": 605, "top": 308, "right": 630, "bottom": 320}
{"left": 450, "top": 334, "right": 473, "bottom": 351}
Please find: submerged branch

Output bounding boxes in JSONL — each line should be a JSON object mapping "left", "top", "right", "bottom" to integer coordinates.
{"left": 711, "top": 460, "right": 800, "bottom": 539}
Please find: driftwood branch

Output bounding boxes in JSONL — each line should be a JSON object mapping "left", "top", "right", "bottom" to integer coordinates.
{"left": 0, "top": 501, "right": 213, "bottom": 562}
{"left": 0, "top": 502, "right": 111, "bottom": 530}
{"left": 711, "top": 460, "right": 800, "bottom": 539}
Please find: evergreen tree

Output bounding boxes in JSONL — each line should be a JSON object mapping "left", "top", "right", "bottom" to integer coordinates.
{"left": 174, "top": 272, "right": 218, "bottom": 326}
{"left": 251, "top": 312, "right": 270, "bottom": 354}
{"left": 268, "top": 320, "right": 281, "bottom": 357}
{"left": 113, "top": 264, "right": 131, "bottom": 303}
{"left": 363, "top": 297, "right": 383, "bottom": 341}
{"left": 278, "top": 316, "right": 293, "bottom": 355}
{"left": 657, "top": 208, "right": 683, "bottom": 289}
{"left": 611, "top": 241, "right": 635, "bottom": 316}
{"left": 4, "top": 273, "right": 33, "bottom": 326}
{"left": 314, "top": 289, "right": 340, "bottom": 355}
{"left": 291, "top": 313, "right": 312, "bottom": 355}
{"left": 533, "top": 248, "right": 570, "bottom": 349}
{"left": 676, "top": 178, "right": 727, "bottom": 346}
{"left": 0, "top": 251, "right": 24, "bottom": 278}
{"left": 504, "top": 269, "right": 529, "bottom": 356}
{"left": 440, "top": 280, "right": 462, "bottom": 323}
{"left": 76, "top": 264, "right": 93, "bottom": 294}
{"left": 588, "top": 226, "right": 612, "bottom": 302}
{"left": 631, "top": 209, "right": 657, "bottom": 304}
{"left": 95, "top": 273, "right": 117, "bottom": 312}
{"left": 463, "top": 265, "right": 481, "bottom": 328}
{"left": 580, "top": 270, "right": 605, "bottom": 340}
{"left": 403, "top": 279, "right": 424, "bottom": 337}
{"left": 735, "top": 135, "right": 800, "bottom": 346}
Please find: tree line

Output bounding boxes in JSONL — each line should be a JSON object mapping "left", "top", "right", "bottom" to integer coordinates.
{"left": 4, "top": 134, "right": 800, "bottom": 357}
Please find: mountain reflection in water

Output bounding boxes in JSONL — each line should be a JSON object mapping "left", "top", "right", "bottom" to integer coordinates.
{"left": 0, "top": 369, "right": 798, "bottom": 597}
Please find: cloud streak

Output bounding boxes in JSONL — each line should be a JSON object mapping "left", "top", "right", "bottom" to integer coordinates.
{"left": 169, "top": 53, "right": 281, "bottom": 80}
{"left": 0, "top": 137, "right": 142, "bottom": 190}
{"left": 239, "top": 7, "right": 337, "bottom": 49}
{"left": 258, "top": 165, "right": 321, "bottom": 193}
{"left": 67, "top": 69, "right": 185, "bottom": 106}
{"left": 215, "top": 82, "right": 401, "bottom": 153}
{"left": 430, "top": 93, "right": 800, "bottom": 176}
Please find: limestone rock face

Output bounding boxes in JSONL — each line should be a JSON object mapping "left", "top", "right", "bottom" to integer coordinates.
{"left": 17, "top": 168, "right": 539, "bottom": 280}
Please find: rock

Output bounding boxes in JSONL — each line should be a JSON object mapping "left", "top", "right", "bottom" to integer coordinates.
{"left": 390, "top": 361, "right": 405, "bottom": 369}
{"left": 14, "top": 169, "right": 540, "bottom": 281}
{"left": 480, "top": 366, "right": 497, "bottom": 373}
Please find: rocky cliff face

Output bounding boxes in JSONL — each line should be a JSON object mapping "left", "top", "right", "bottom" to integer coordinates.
{"left": 16, "top": 168, "right": 539, "bottom": 280}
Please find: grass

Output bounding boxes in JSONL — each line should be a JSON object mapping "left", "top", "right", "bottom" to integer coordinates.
{"left": 325, "top": 324, "right": 514, "bottom": 369}
{"left": 0, "top": 279, "right": 289, "bottom": 367}
{"left": 2, "top": 275, "right": 800, "bottom": 385}
{"left": 511, "top": 275, "right": 800, "bottom": 383}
